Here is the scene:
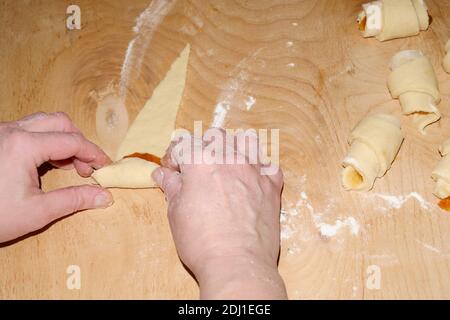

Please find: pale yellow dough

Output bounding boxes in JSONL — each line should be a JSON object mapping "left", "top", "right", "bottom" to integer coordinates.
{"left": 342, "top": 114, "right": 404, "bottom": 191}
{"left": 92, "top": 158, "right": 159, "bottom": 189}
{"left": 358, "top": 0, "right": 429, "bottom": 41}
{"left": 432, "top": 139, "right": 450, "bottom": 199}
{"left": 92, "top": 44, "right": 190, "bottom": 188}
{"left": 444, "top": 39, "right": 450, "bottom": 73}
{"left": 387, "top": 50, "right": 440, "bottom": 133}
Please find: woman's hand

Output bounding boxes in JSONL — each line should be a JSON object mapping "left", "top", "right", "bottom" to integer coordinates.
{"left": 152, "top": 128, "right": 287, "bottom": 299}
{"left": 0, "top": 112, "right": 113, "bottom": 243}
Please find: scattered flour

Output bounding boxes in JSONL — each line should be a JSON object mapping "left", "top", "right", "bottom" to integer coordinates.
{"left": 211, "top": 48, "right": 264, "bottom": 128}
{"left": 190, "top": 14, "right": 204, "bottom": 28}
{"left": 211, "top": 102, "right": 230, "bottom": 128}
{"left": 317, "top": 217, "right": 360, "bottom": 237}
{"left": 281, "top": 189, "right": 360, "bottom": 240}
{"left": 314, "top": 135, "right": 322, "bottom": 144}
{"left": 370, "top": 192, "right": 431, "bottom": 210}
{"left": 416, "top": 240, "right": 450, "bottom": 258}
{"left": 421, "top": 242, "right": 441, "bottom": 253}
{"left": 245, "top": 96, "right": 256, "bottom": 110}
{"left": 281, "top": 224, "right": 296, "bottom": 240}
{"left": 286, "top": 247, "right": 300, "bottom": 255}
{"left": 299, "top": 191, "right": 360, "bottom": 237}
{"left": 180, "top": 24, "right": 198, "bottom": 36}
{"left": 325, "top": 64, "right": 354, "bottom": 84}
{"left": 119, "top": 0, "right": 176, "bottom": 99}
{"left": 365, "top": 253, "right": 400, "bottom": 266}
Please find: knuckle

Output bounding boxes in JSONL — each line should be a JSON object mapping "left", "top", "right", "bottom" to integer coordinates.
{"left": 274, "top": 167, "right": 284, "bottom": 183}
{"left": 53, "top": 112, "right": 74, "bottom": 128}
{"left": 271, "top": 175, "right": 284, "bottom": 191}
{"left": 66, "top": 187, "right": 86, "bottom": 212}
{"left": 53, "top": 111, "right": 70, "bottom": 119}
{"left": 34, "top": 111, "right": 49, "bottom": 118}
{"left": 16, "top": 112, "right": 49, "bottom": 125}
{"left": 205, "top": 127, "right": 225, "bottom": 137}
{"left": 0, "top": 129, "right": 29, "bottom": 161}
{"left": 7, "top": 129, "right": 28, "bottom": 148}
{"left": 24, "top": 112, "right": 48, "bottom": 121}
{"left": 67, "top": 132, "right": 84, "bottom": 147}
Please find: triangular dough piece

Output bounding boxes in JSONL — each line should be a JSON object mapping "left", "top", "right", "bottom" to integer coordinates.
{"left": 116, "top": 44, "right": 190, "bottom": 160}
{"left": 92, "top": 44, "right": 190, "bottom": 188}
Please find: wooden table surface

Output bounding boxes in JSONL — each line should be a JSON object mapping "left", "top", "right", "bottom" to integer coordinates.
{"left": 0, "top": 0, "right": 449, "bottom": 299}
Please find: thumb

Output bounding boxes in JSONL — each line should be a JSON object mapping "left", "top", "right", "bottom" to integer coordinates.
{"left": 31, "top": 185, "right": 113, "bottom": 228}
{"left": 152, "top": 167, "right": 181, "bottom": 201}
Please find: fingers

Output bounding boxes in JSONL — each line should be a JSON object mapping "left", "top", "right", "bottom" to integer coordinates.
{"left": 29, "top": 185, "right": 113, "bottom": 229}
{"left": 16, "top": 112, "right": 80, "bottom": 133}
{"left": 161, "top": 133, "right": 203, "bottom": 172}
{"left": 202, "top": 128, "right": 231, "bottom": 163}
{"left": 235, "top": 128, "right": 261, "bottom": 165}
{"left": 49, "top": 159, "right": 76, "bottom": 170}
{"left": 161, "top": 128, "right": 264, "bottom": 168}
{"left": 73, "top": 159, "right": 95, "bottom": 177}
{"left": 264, "top": 165, "right": 284, "bottom": 190}
{"left": 161, "top": 140, "right": 182, "bottom": 171}
{"left": 14, "top": 112, "right": 110, "bottom": 176}
{"left": 49, "top": 159, "right": 96, "bottom": 177}
{"left": 27, "top": 131, "right": 111, "bottom": 169}
{"left": 152, "top": 167, "right": 181, "bottom": 201}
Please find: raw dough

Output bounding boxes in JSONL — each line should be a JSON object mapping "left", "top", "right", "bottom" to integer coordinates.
{"left": 431, "top": 139, "right": 450, "bottom": 199}
{"left": 92, "top": 158, "right": 159, "bottom": 188}
{"left": 444, "top": 39, "right": 450, "bottom": 73}
{"left": 357, "top": 1, "right": 382, "bottom": 38}
{"left": 92, "top": 44, "right": 190, "bottom": 188}
{"left": 342, "top": 114, "right": 404, "bottom": 191}
{"left": 387, "top": 50, "right": 440, "bottom": 133}
{"left": 357, "top": 0, "right": 429, "bottom": 41}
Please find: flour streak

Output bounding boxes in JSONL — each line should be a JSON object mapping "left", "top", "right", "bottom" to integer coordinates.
{"left": 119, "top": 0, "right": 176, "bottom": 99}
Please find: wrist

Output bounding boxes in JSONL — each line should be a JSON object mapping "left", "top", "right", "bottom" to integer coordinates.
{"left": 195, "top": 252, "right": 287, "bottom": 300}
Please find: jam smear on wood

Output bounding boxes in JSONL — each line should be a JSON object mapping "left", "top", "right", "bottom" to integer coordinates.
{"left": 358, "top": 16, "right": 367, "bottom": 31}
{"left": 438, "top": 197, "right": 450, "bottom": 212}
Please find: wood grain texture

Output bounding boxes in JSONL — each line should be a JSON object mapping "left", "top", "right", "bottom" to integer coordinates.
{"left": 0, "top": 0, "right": 449, "bottom": 299}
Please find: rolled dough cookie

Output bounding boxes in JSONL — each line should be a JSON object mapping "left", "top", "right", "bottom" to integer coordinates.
{"left": 92, "top": 158, "right": 159, "bottom": 188}
{"left": 431, "top": 139, "right": 450, "bottom": 200}
{"left": 387, "top": 50, "right": 440, "bottom": 133}
{"left": 357, "top": 0, "right": 429, "bottom": 41}
{"left": 92, "top": 44, "right": 190, "bottom": 188}
{"left": 342, "top": 114, "right": 404, "bottom": 191}
{"left": 444, "top": 39, "right": 450, "bottom": 73}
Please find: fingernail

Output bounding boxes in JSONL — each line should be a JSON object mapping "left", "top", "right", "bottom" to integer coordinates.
{"left": 94, "top": 191, "right": 114, "bottom": 208}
